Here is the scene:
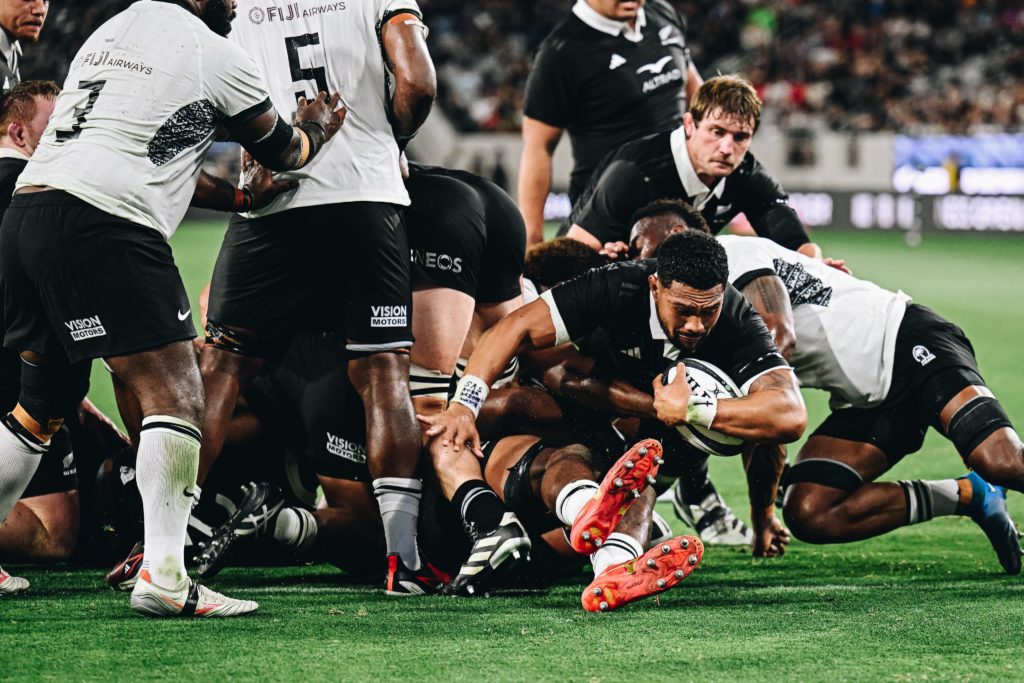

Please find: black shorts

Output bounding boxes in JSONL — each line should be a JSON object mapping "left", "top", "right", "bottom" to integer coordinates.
{"left": 0, "top": 191, "right": 195, "bottom": 363}
{"left": 21, "top": 425, "right": 77, "bottom": 498}
{"left": 208, "top": 202, "right": 412, "bottom": 355}
{"left": 406, "top": 165, "right": 523, "bottom": 304}
{"left": 812, "top": 304, "right": 985, "bottom": 462}
{"left": 244, "top": 332, "right": 370, "bottom": 482}
{"left": 494, "top": 438, "right": 561, "bottom": 535}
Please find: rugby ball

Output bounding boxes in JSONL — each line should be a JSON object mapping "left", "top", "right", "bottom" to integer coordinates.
{"left": 661, "top": 359, "right": 745, "bottom": 457}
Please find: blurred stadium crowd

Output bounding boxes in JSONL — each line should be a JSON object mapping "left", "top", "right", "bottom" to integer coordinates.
{"left": 27, "top": 0, "right": 1024, "bottom": 136}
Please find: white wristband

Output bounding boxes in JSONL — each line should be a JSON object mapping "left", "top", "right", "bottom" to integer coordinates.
{"left": 686, "top": 392, "right": 718, "bottom": 429}
{"left": 451, "top": 374, "right": 489, "bottom": 418}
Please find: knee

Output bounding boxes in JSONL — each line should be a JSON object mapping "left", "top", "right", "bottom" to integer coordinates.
{"left": 782, "top": 485, "right": 835, "bottom": 544}
{"left": 967, "top": 438, "right": 1024, "bottom": 488}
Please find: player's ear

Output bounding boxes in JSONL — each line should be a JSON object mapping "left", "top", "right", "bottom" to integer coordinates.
{"left": 682, "top": 112, "right": 694, "bottom": 137}
{"left": 648, "top": 273, "right": 659, "bottom": 298}
{"left": 6, "top": 122, "right": 23, "bottom": 147}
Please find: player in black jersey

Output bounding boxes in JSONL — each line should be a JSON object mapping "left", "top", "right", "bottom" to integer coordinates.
{"left": 422, "top": 231, "right": 807, "bottom": 583}
{"left": 563, "top": 75, "right": 826, "bottom": 262}
{"left": 0, "top": 0, "right": 48, "bottom": 93}
{"left": 518, "top": 0, "right": 701, "bottom": 246}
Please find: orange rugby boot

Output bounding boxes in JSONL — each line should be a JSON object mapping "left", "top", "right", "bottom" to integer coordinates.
{"left": 582, "top": 534, "right": 704, "bottom": 612}
{"left": 569, "top": 439, "right": 663, "bottom": 555}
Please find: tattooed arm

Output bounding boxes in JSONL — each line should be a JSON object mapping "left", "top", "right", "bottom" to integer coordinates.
{"left": 740, "top": 275, "right": 796, "bottom": 362}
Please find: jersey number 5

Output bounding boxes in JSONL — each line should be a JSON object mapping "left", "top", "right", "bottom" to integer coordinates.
{"left": 54, "top": 80, "right": 107, "bottom": 143}
{"left": 285, "top": 33, "right": 328, "bottom": 103}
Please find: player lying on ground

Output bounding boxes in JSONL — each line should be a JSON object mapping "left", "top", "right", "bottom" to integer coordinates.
{"left": 630, "top": 200, "right": 1023, "bottom": 572}
{"left": 0, "top": 0, "right": 344, "bottom": 616}
{"left": 420, "top": 230, "right": 807, "bottom": 587}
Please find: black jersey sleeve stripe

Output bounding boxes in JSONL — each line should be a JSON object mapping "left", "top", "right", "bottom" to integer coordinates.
{"left": 223, "top": 97, "right": 274, "bottom": 128}
{"left": 732, "top": 267, "right": 778, "bottom": 292}
{"left": 140, "top": 420, "right": 202, "bottom": 443}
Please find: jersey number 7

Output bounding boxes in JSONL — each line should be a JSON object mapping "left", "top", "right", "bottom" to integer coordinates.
{"left": 285, "top": 33, "right": 329, "bottom": 103}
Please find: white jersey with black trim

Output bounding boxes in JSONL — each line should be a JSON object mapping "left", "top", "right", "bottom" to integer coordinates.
{"left": 230, "top": 0, "right": 420, "bottom": 215}
{"left": 718, "top": 235, "right": 911, "bottom": 408}
{"left": 18, "top": 1, "right": 271, "bottom": 240}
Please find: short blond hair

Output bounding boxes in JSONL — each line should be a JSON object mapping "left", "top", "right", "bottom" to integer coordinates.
{"left": 688, "top": 74, "right": 762, "bottom": 131}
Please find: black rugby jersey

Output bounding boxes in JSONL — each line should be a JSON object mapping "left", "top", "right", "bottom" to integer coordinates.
{"left": 542, "top": 259, "right": 788, "bottom": 392}
{"left": 523, "top": 0, "right": 690, "bottom": 202}
{"left": 0, "top": 154, "right": 26, "bottom": 217}
{"left": 568, "top": 129, "right": 810, "bottom": 249}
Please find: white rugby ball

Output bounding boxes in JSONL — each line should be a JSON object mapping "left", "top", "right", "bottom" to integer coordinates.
{"left": 662, "top": 359, "right": 745, "bottom": 457}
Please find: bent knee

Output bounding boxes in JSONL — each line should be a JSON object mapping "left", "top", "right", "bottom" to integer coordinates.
{"left": 782, "top": 484, "right": 844, "bottom": 544}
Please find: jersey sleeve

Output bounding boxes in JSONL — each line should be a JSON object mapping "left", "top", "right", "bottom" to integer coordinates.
{"left": 380, "top": 0, "right": 422, "bottom": 20}
{"left": 540, "top": 263, "right": 632, "bottom": 345}
{"left": 739, "top": 157, "right": 810, "bottom": 250}
{"left": 572, "top": 159, "right": 647, "bottom": 243}
{"left": 720, "top": 287, "right": 791, "bottom": 393}
{"left": 719, "top": 236, "right": 778, "bottom": 290}
{"left": 523, "top": 40, "right": 577, "bottom": 129}
{"left": 202, "top": 37, "right": 273, "bottom": 126}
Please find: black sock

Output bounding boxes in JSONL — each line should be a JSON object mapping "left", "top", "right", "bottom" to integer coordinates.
{"left": 451, "top": 479, "right": 505, "bottom": 536}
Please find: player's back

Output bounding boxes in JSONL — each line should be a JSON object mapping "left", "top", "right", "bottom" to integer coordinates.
{"left": 718, "top": 235, "right": 910, "bottom": 407}
{"left": 19, "top": 1, "right": 268, "bottom": 239}
{"left": 232, "top": 0, "right": 418, "bottom": 215}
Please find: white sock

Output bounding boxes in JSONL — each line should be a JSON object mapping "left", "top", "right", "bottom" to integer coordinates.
{"left": 135, "top": 415, "right": 201, "bottom": 590}
{"left": 373, "top": 477, "right": 422, "bottom": 570}
{"left": 273, "top": 507, "right": 318, "bottom": 553}
{"left": 648, "top": 510, "right": 674, "bottom": 548}
{"left": 554, "top": 480, "right": 599, "bottom": 526}
{"left": 591, "top": 532, "right": 644, "bottom": 576}
{"left": 0, "top": 418, "right": 47, "bottom": 524}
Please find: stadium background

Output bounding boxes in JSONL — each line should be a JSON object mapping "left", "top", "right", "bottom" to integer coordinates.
{"left": 6, "top": 1, "right": 1024, "bottom": 681}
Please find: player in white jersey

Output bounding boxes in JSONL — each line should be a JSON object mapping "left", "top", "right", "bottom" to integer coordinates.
{"left": 199, "top": 0, "right": 437, "bottom": 594}
{"left": 630, "top": 200, "right": 1024, "bottom": 574}
{"left": 0, "top": 0, "right": 344, "bottom": 616}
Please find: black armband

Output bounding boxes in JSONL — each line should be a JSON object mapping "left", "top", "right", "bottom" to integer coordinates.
{"left": 246, "top": 114, "right": 293, "bottom": 166}
{"left": 754, "top": 205, "right": 810, "bottom": 251}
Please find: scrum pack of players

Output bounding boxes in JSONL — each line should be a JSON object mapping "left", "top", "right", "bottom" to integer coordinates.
{"left": 1, "top": 0, "right": 1023, "bottom": 618}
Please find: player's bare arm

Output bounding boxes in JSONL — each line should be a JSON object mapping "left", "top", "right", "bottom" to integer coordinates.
{"left": 190, "top": 154, "right": 298, "bottom": 213}
{"left": 380, "top": 11, "right": 436, "bottom": 146}
{"left": 543, "top": 360, "right": 656, "bottom": 419}
{"left": 653, "top": 362, "right": 806, "bottom": 443}
{"left": 740, "top": 274, "right": 796, "bottom": 361}
{"left": 743, "top": 442, "right": 791, "bottom": 557}
{"left": 227, "top": 92, "right": 345, "bottom": 172}
{"left": 518, "top": 116, "right": 563, "bottom": 246}
{"left": 417, "top": 299, "right": 558, "bottom": 453}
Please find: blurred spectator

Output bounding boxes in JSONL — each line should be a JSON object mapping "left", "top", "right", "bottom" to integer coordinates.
{"left": 15, "top": 0, "right": 1024, "bottom": 138}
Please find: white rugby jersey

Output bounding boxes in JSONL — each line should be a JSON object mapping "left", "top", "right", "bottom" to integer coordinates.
{"left": 18, "top": 1, "right": 271, "bottom": 239}
{"left": 718, "top": 235, "right": 911, "bottom": 408}
{"left": 231, "top": 0, "right": 421, "bottom": 214}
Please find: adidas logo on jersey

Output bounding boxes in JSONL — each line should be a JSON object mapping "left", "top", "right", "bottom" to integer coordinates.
{"left": 609, "top": 54, "right": 627, "bottom": 70}
{"left": 370, "top": 305, "right": 407, "bottom": 328}
{"left": 64, "top": 315, "right": 107, "bottom": 341}
{"left": 326, "top": 433, "right": 367, "bottom": 463}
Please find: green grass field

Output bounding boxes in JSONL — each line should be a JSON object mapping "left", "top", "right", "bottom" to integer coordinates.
{"left": 4, "top": 224, "right": 1024, "bottom": 682}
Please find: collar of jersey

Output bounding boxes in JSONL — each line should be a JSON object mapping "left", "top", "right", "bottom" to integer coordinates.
{"left": 572, "top": 1, "right": 646, "bottom": 42}
{"left": 670, "top": 126, "right": 727, "bottom": 210}
{"left": 648, "top": 291, "right": 666, "bottom": 340}
{"left": 0, "top": 147, "right": 28, "bottom": 162}
{"left": 0, "top": 28, "right": 19, "bottom": 67}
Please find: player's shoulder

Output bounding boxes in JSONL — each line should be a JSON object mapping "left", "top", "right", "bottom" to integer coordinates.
{"left": 644, "top": 0, "right": 686, "bottom": 29}
{"left": 613, "top": 129, "right": 673, "bottom": 162}
{"left": 537, "top": 13, "right": 600, "bottom": 53}
{"left": 729, "top": 153, "right": 783, "bottom": 192}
